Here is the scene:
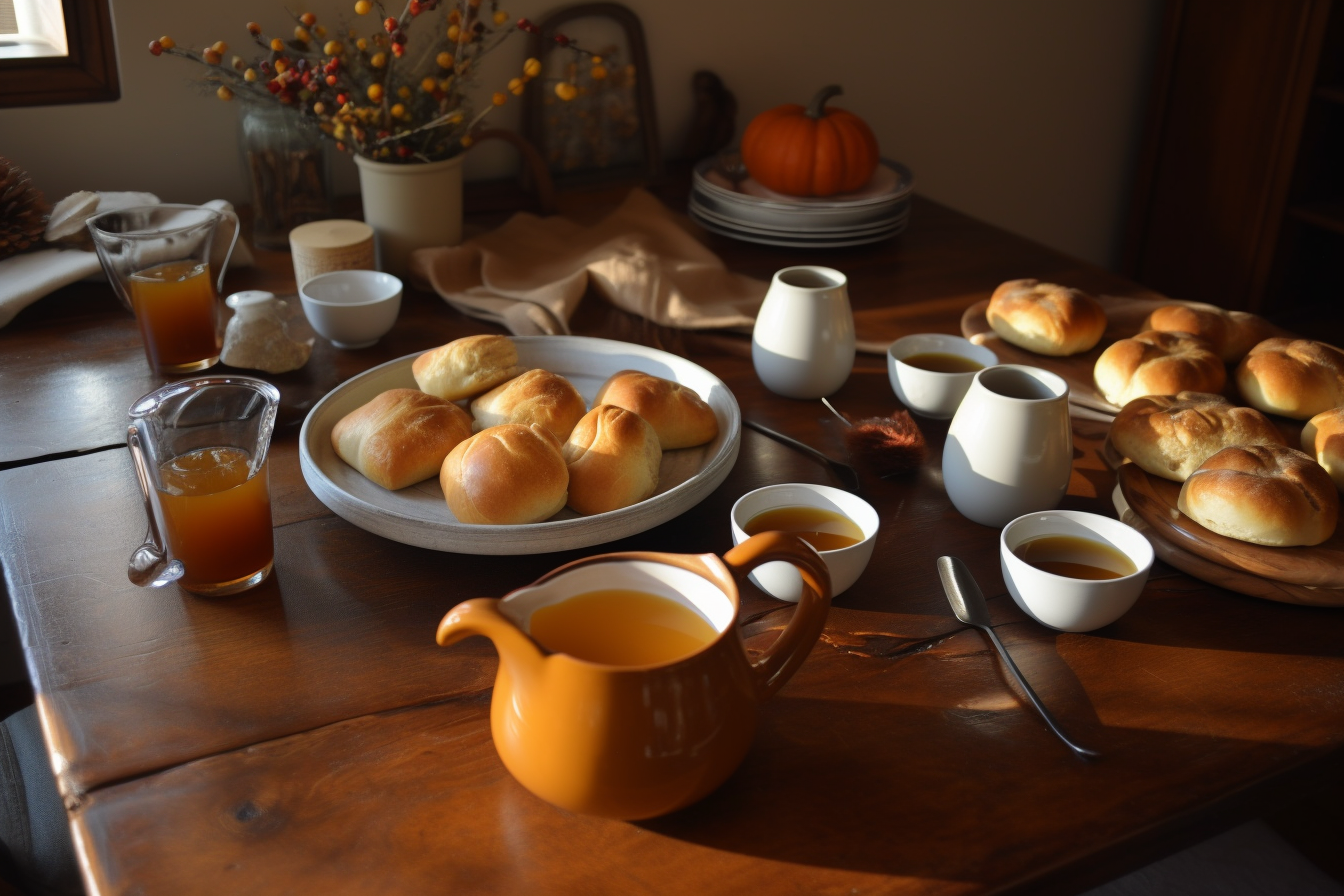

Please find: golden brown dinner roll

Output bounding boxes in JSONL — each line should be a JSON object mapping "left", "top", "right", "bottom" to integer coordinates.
{"left": 412, "top": 334, "right": 527, "bottom": 401}
{"left": 1141, "top": 303, "right": 1272, "bottom": 363}
{"left": 562, "top": 405, "right": 662, "bottom": 516}
{"left": 1177, "top": 444, "right": 1338, "bottom": 546}
{"left": 469, "top": 369, "right": 587, "bottom": 441}
{"left": 1110, "top": 392, "right": 1286, "bottom": 482}
{"left": 1302, "top": 407, "right": 1344, "bottom": 493}
{"left": 1235, "top": 338, "right": 1344, "bottom": 420}
{"left": 1093, "top": 330, "right": 1225, "bottom": 408}
{"left": 984, "top": 279, "right": 1108, "bottom": 357}
{"left": 440, "top": 423, "right": 568, "bottom": 525}
{"left": 331, "top": 389, "right": 474, "bottom": 490}
{"left": 593, "top": 370, "right": 719, "bottom": 450}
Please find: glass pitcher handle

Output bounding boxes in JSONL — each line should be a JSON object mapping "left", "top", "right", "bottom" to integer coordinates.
{"left": 213, "top": 207, "right": 241, "bottom": 295}
{"left": 125, "top": 426, "right": 183, "bottom": 588}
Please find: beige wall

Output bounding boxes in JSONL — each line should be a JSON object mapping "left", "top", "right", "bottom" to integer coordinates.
{"left": 0, "top": 0, "right": 1160, "bottom": 268}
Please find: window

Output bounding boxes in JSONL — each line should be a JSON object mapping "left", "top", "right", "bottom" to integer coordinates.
{"left": 0, "top": 0, "right": 118, "bottom": 107}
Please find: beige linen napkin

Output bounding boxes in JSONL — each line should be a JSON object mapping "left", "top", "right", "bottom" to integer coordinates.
{"left": 409, "top": 188, "right": 767, "bottom": 335}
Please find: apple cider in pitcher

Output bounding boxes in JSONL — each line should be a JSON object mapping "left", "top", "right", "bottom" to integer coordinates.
{"left": 128, "top": 260, "right": 221, "bottom": 372}
{"left": 157, "top": 446, "right": 274, "bottom": 594}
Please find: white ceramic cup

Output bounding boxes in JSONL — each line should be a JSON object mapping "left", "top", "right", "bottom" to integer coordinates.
{"left": 887, "top": 334, "right": 999, "bottom": 419}
{"left": 299, "top": 269, "right": 402, "bottom": 349}
{"left": 729, "top": 483, "right": 878, "bottom": 602}
{"left": 751, "top": 266, "right": 856, "bottom": 399}
{"left": 1000, "top": 510, "right": 1154, "bottom": 632}
{"left": 943, "top": 364, "right": 1073, "bottom": 528}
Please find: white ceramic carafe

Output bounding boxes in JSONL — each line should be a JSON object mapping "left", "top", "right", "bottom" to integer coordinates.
{"left": 751, "top": 266, "right": 856, "bottom": 399}
{"left": 942, "top": 365, "right": 1073, "bottom": 527}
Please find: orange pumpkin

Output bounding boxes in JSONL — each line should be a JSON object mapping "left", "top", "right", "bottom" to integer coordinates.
{"left": 741, "top": 85, "right": 880, "bottom": 197}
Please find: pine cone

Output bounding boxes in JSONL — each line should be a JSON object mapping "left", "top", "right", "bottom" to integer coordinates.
{"left": 0, "top": 157, "right": 50, "bottom": 260}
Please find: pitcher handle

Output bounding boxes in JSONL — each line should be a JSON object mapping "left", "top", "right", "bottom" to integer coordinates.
{"left": 212, "top": 206, "right": 241, "bottom": 294}
{"left": 722, "top": 531, "right": 832, "bottom": 699}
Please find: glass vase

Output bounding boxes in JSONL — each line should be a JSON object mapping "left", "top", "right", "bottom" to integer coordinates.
{"left": 239, "top": 103, "right": 333, "bottom": 251}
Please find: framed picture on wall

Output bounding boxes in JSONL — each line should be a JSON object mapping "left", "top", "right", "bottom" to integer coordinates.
{"left": 521, "top": 2, "right": 662, "bottom": 189}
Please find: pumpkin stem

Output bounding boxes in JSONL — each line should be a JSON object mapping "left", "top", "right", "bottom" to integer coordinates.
{"left": 806, "top": 85, "right": 843, "bottom": 119}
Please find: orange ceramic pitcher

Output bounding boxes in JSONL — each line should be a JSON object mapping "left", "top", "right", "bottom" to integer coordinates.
{"left": 435, "top": 531, "right": 832, "bottom": 820}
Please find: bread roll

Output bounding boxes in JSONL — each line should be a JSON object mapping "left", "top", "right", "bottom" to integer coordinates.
{"left": 331, "top": 389, "right": 473, "bottom": 490}
{"left": 470, "top": 368, "right": 587, "bottom": 441}
{"left": 593, "top": 371, "right": 719, "bottom": 449}
{"left": 562, "top": 405, "right": 662, "bottom": 515}
{"left": 1177, "top": 444, "right": 1338, "bottom": 546}
{"left": 1302, "top": 407, "right": 1344, "bottom": 493}
{"left": 985, "top": 279, "right": 1108, "bottom": 356}
{"left": 1093, "top": 330, "right": 1225, "bottom": 407}
{"left": 440, "top": 423, "right": 568, "bottom": 525}
{"left": 1110, "top": 392, "right": 1286, "bottom": 482}
{"left": 1235, "top": 338, "right": 1344, "bottom": 420}
{"left": 1141, "top": 303, "right": 1271, "bottom": 363}
{"left": 412, "top": 334, "right": 527, "bottom": 401}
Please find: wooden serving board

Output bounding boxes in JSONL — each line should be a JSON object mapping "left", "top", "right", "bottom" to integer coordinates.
{"left": 959, "top": 296, "right": 1293, "bottom": 414}
{"left": 1117, "top": 462, "right": 1344, "bottom": 592}
{"left": 1113, "top": 484, "right": 1344, "bottom": 607}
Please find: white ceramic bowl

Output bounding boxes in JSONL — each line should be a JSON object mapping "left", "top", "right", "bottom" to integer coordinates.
{"left": 1000, "top": 510, "right": 1154, "bottom": 632}
{"left": 887, "top": 334, "right": 998, "bottom": 419}
{"left": 299, "top": 270, "right": 402, "bottom": 348}
{"left": 729, "top": 483, "right": 879, "bottom": 602}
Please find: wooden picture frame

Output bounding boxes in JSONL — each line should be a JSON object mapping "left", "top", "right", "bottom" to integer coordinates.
{"left": 520, "top": 2, "right": 662, "bottom": 189}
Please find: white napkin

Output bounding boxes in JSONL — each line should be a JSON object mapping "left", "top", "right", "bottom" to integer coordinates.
{"left": 0, "top": 194, "right": 253, "bottom": 328}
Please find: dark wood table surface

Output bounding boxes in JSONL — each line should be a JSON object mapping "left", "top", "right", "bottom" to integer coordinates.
{"left": 3, "top": 194, "right": 1343, "bottom": 896}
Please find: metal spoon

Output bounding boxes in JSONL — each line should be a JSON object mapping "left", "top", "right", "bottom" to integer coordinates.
{"left": 937, "top": 556, "right": 1100, "bottom": 760}
{"left": 126, "top": 427, "right": 184, "bottom": 588}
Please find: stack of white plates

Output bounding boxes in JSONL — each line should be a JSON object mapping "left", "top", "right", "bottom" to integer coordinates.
{"left": 688, "top": 158, "right": 913, "bottom": 248}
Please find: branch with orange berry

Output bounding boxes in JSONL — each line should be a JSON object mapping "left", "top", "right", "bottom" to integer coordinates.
{"left": 149, "top": 0, "right": 595, "bottom": 163}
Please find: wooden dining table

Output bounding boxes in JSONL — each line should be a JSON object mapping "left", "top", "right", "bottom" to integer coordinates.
{"left": 3, "top": 189, "right": 1343, "bottom": 896}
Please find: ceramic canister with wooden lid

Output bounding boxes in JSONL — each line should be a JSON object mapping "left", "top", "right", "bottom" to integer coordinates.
{"left": 289, "top": 219, "right": 376, "bottom": 288}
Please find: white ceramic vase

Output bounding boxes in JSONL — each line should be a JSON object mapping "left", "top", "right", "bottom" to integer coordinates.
{"left": 942, "top": 364, "right": 1072, "bottom": 527}
{"left": 751, "top": 266, "right": 856, "bottom": 399}
{"left": 353, "top": 153, "right": 464, "bottom": 277}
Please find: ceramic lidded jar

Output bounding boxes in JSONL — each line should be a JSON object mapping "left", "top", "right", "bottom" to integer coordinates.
{"left": 751, "top": 266, "right": 856, "bottom": 399}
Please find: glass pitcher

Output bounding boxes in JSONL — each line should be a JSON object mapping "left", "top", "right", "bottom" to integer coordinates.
{"left": 88, "top": 204, "right": 239, "bottom": 373}
{"left": 127, "top": 376, "right": 279, "bottom": 597}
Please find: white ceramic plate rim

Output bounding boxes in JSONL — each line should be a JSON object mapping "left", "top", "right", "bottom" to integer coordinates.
{"left": 689, "top": 196, "right": 910, "bottom": 237}
{"left": 689, "top": 208, "right": 908, "bottom": 247}
{"left": 693, "top": 159, "right": 914, "bottom": 209}
{"left": 692, "top": 185, "right": 912, "bottom": 228}
{"left": 298, "top": 336, "right": 742, "bottom": 554}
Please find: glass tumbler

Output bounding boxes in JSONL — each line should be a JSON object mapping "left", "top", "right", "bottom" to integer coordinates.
{"left": 88, "top": 204, "right": 239, "bottom": 373}
{"left": 127, "top": 376, "right": 280, "bottom": 597}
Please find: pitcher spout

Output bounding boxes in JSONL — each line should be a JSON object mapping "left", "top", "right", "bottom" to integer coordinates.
{"left": 436, "top": 598, "right": 545, "bottom": 682}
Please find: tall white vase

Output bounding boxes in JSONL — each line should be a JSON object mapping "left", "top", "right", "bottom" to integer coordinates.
{"left": 353, "top": 153, "right": 464, "bottom": 277}
{"left": 751, "top": 265, "right": 856, "bottom": 399}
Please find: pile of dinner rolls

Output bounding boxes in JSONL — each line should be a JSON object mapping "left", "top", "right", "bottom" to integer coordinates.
{"left": 330, "top": 334, "right": 719, "bottom": 524}
{"left": 985, "top": 278, "right": 1343, "bottom": 547}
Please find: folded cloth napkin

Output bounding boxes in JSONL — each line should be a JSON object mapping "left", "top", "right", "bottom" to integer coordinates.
{"left": 0, "top": 195, "right": 253, "bottom": 329}
{"left": 409, "top": 187, "right": 767, "bottom": 336}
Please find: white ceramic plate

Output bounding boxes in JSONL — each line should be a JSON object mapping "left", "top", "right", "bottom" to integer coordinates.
{"left": 694, "top": 158, "right": 914, "bottom": 209}
{"left": 689, "top": 195, "right": 910, "bottom": 237}
{"left": 688, "top": 206, "right": 908, "bottom": 247}
{"left": 299, "top": 336, "right": 742, "bottom": 554}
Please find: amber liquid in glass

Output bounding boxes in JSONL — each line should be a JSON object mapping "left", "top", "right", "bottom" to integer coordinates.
{"left": 1013, "top": 534, "right": 1136, "bottom": 580}
{"left": 128, "top": 260, "right": 220, "bottom": 371}
{"left": 744, "top": 505, "right": 863, "bottom": 551}
{"left": 529, "top": 589, "right": 719, "bottom": 666}
{"left": 158, "top": 447, "right": 274, "bottom": 594}
{"left": 901, "top": 352, "right": 984, "bottom": 373}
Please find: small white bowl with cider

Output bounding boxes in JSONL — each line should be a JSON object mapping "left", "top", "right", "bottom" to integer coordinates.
{"left": 1000, "top": 510, "right": 1154, "bottom": 632}
{"left": 888, "top": 334, "right": 998, "bottom": 419}
{"left": 730, "top": 483, "right": 878, "bottom": 602}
